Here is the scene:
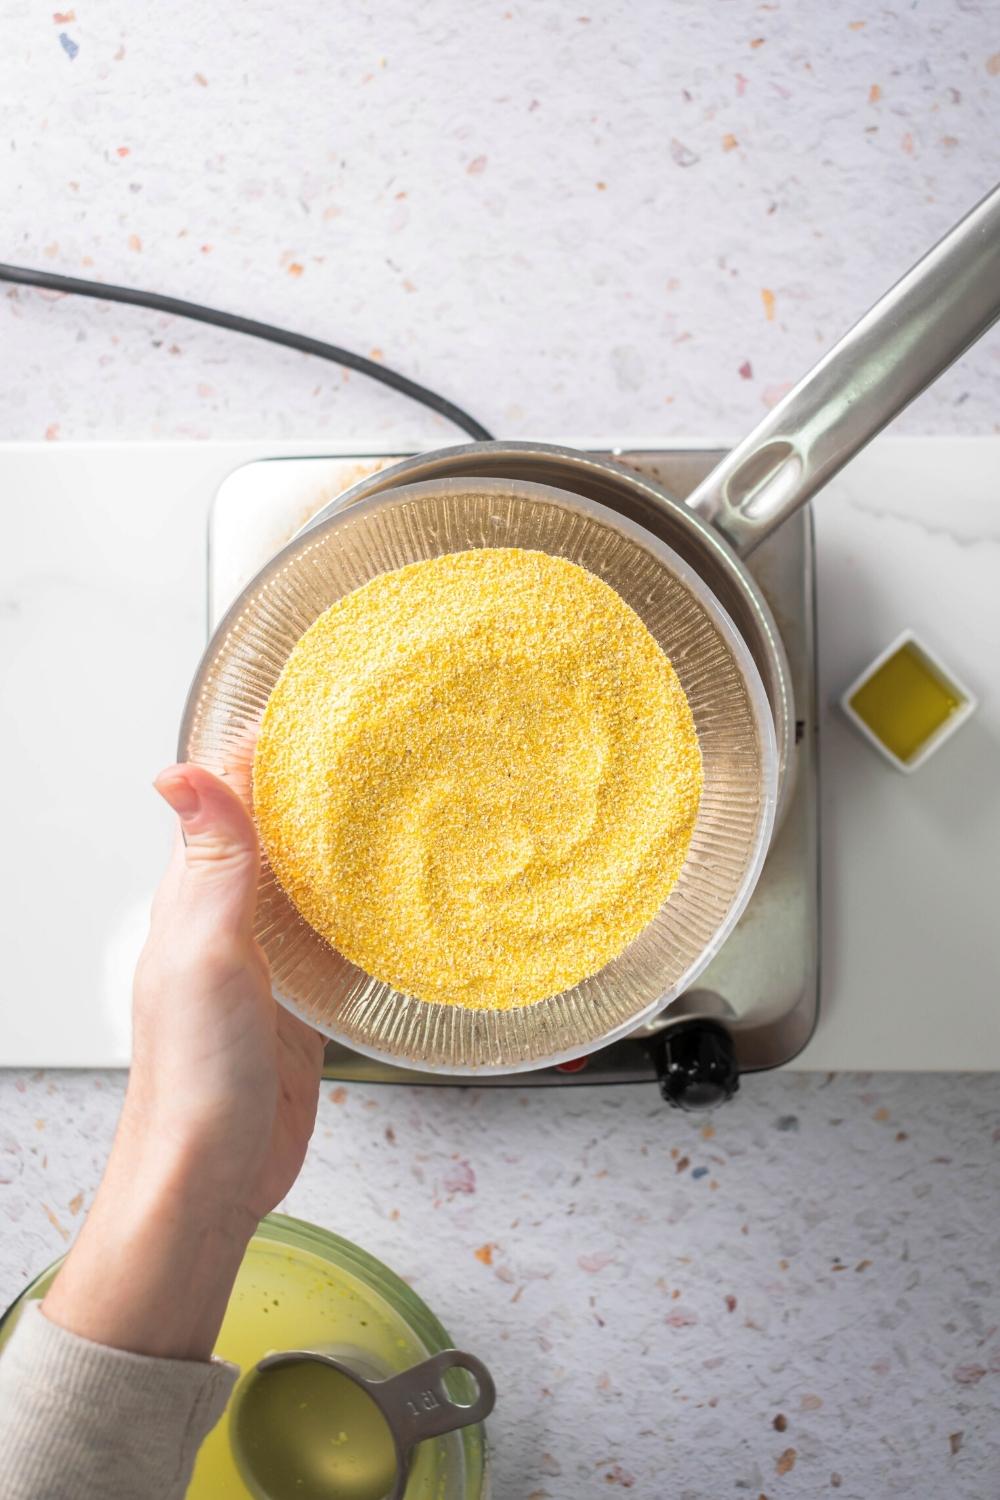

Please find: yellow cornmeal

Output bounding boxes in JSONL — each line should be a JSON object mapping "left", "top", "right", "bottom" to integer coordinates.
{"left": 253, "top": 548, "right": 702, "bottom": 1009}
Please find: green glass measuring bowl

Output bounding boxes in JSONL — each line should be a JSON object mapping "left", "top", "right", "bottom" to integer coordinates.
{"left": 0, "top": 1213, "right": 493, "bottom": 1500}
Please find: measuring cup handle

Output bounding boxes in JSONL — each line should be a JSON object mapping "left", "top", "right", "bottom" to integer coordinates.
{"left": 375, "top": 1349, "right": 496, "bottom": 1445}
{"left": 684, "top": 183, "right": 1000, "bottom": 556}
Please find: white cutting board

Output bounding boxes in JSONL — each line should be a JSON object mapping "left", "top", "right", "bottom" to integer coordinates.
{"left": 0, "top": 437, "right": 997, "bottom": 1070}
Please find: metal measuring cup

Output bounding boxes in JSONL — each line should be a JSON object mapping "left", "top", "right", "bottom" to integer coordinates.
{"left": 230, "top": 1344, "right": 495, "bottom": 1500}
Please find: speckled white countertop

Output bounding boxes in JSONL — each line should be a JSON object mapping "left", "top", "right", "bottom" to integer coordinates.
{"left": 2, "top": 1, "right": 1000, "bottom": 443}
{"left": 3, "top": 1071, "right": 999, "bottom": 1498}
{"left": 1, "top": 4, "right": 999, "bottom": 1497}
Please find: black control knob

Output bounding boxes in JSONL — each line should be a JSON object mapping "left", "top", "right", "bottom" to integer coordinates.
{"left": 652, "top": 1019, "right": 740, "bottom": 1111}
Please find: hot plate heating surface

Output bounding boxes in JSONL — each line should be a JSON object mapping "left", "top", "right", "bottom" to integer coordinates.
{"left": 209, "top": 450, "right": 818, "bottom": 1084}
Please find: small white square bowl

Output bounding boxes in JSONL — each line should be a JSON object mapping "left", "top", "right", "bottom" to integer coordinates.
{"left": 839, "top": 629, "right": 978, "bottom": 773}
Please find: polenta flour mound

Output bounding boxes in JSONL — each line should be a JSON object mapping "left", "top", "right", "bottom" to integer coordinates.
{"left": 253, "top": 548, "right": 702, "bottom": 1009}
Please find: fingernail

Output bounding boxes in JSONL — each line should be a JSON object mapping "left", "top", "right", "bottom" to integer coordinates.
{"left": 155, "top": 774, "right": 201, "bottom": 820}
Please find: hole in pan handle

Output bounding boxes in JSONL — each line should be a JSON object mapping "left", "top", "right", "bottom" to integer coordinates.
{"left": 725, "top": 439, "right": 804, "bottom": 521}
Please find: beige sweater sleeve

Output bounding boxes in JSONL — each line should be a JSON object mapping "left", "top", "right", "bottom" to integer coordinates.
{"left": 0, "top": 1302, "right": 239, "bottom": 1500}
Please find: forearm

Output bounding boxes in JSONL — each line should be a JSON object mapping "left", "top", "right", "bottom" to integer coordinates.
{"left": 0, "top": 1108, "right": 249, "bottom": 1500}
{"left": 0, "top": 765, "right": 321, "bottom": 1499}
{"left": 43, "top": 1101, "right": 255, "bottom": 1362}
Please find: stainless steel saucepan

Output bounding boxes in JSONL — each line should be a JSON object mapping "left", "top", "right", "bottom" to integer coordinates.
{"left": 181, "top": 185, "right": 1000, "bottom": 1075}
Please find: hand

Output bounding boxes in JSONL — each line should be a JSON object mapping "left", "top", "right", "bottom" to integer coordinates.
{"left": 131, "top": 764, "right": 326, "bottom": 1228}
{"left": 44, "top": 765, "right": 325, "bottom": 1360}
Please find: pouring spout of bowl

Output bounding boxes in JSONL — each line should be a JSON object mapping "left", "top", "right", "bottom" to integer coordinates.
{"left": 685, "top": 182, "right": 1000, "bottom": 556}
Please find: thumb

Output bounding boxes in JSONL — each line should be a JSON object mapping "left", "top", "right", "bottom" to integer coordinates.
{"left": 154, "top": 764, "right": 260, "bottom": 930}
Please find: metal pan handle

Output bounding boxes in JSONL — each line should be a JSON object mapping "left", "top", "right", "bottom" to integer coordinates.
{"left": 685, "top": 183, "right": 1000, "bottom": 556}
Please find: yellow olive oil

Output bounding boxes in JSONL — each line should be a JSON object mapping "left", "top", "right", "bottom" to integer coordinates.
{"left": 849, "top": 641, "right": 961, "bottom": 763}
{"left": 233, "top": 1359, "right": 398, "bottom": 1500}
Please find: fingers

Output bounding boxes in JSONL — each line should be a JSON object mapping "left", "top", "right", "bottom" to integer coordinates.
{"left": 154, "top": 764, "right": 260, "bottom": 934}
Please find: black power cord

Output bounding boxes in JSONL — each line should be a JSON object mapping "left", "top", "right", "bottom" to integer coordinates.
{"left": 0, "top": 262, "right": 493, "bottom": 442}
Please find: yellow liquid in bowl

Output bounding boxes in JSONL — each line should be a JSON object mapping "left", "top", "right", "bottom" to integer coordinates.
{"left": 234, "top": 1358, "right": 398, "bottom": 1500}
{"left": 849, "top": 642, "right": 961, "bottom": 763}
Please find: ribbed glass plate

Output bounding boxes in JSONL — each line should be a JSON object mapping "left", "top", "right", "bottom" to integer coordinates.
{"left": 181, "top": 478, "right": 777, "bottom": 1074}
